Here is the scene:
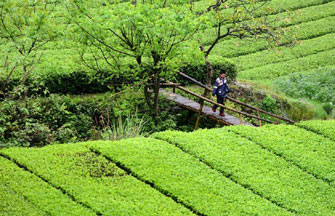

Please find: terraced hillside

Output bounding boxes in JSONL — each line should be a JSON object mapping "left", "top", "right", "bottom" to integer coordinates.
{"left": 1, "top": 120, "right": 335, "bottom": 215}
{"left": 206, "top": 0, "right": 335, "bottom": 81}
{"left": 2, "top": 0, "right": 334, "bottom": 82}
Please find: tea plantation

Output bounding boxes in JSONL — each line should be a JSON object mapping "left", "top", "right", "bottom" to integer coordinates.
{"left": 2, "top": 0, "right": 335, "bottom": 84}
{"left": 1, "top": 120, "right": 335, "bottom": 215}
{"left": 1, "top": 1, "right": 335, "bottom": 214}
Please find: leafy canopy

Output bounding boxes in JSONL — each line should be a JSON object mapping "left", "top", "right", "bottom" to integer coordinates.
{"left": 68, "top": 0, "right": 203, "bottom": 79}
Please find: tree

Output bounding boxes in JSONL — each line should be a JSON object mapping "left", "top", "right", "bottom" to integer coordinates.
{"left": 0, "top": 0, "right": 59, "bottom": 99}
{"left": 68, "top": 0, "right": 289, "bottom": 122}
{"left": 67, "top": 0, "right": 201, "bottom": 119}
{"left": 0, "top": 56, "right": 16, "bottom": 98}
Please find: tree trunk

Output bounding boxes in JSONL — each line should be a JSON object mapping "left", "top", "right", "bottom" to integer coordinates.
{"left": 153, "top": 71, "right": 160, "bottom": 119}
{"left": 144, "top": 86, "right": 152, "bottom": 107}
{"left": 22, "top": 65, "right": 28, "bottom": 105}
{"left": 200, "top": 45, "right": 214, "bottom": 97}
{"left": 22, "top": 64, "right": 29, "bottom": 126}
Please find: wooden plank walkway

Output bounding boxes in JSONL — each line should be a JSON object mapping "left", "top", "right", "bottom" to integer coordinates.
{"left": 160, "top": 89, "right": 254, "bottom": 126}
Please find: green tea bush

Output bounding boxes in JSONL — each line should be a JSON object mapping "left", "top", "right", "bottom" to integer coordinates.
{"left": 195, "top": 0, "right": 334, "bottom": 24}
{"left": 240, "top": 48, "right": 335, "bottom": 80}
{"left": 297, "top": 120, "right": 335, "bottom": 141}
{"left": 153, "top": 128, "right": 335, "bottom": 215}
{"left": 179, "top": 56, "right": 237, "bottom": 84}
{"left": 0, "top": 185, "right": 47, "bottom": 216}
{"left": 211, "top": 16, "right": 335, "bottom": 59}
{"left": 0, "top": 157, "right": 95, "bottom": 215}
{"left": 91, "top": 138, "right": 291, "bottom": 216}
{"left": 233, "top": 33, "right": 335, "bottom": 71}
{"left": 1, "top": 144, "right": 193, "bottom": 215}
{"left": 229, "top": 125, "right": 335, "bottom": 185}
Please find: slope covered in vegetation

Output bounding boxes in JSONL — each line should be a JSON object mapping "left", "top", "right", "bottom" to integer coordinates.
{"left": 2, "top": 0, "right": 334, "bottom": 90}
{"left": 1, "top": 120, "right": 335, "bottom": 215}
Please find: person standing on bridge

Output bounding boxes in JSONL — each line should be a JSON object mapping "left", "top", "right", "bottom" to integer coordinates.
{"left": 212, "top": 70, "right": 230, "bottom": 117}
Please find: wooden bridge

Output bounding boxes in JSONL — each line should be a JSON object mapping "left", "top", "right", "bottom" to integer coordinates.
{"left": 160, "top": 89, "right": 253, "bottom": 126}
{"left": 158, "top": 72, "right": 295, "bottom": 128}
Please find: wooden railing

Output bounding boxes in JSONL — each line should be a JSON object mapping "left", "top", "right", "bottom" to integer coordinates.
{"left": 175, "top": 71, "right": 295, "bottom": 127}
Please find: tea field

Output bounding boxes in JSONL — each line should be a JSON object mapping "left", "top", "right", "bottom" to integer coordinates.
{"left": 2, "top": 0, "right": 335, "bottom": 83}
{"left": 208, "top": 0, "right": 335, "bottom": 81}
{"left": 1, "top": 120, "right": 335, "bottom": 215}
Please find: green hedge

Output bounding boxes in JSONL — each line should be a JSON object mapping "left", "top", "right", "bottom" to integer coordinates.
{"left": 0, "top": 185, "right": 47, "bottom": 216}
{"left": 194, "top": 0, "right": 334, "bottom": 18}
{"left": 1, "top": 69, "right": 137, "bottom": 95}
{"left": 199, "top": 0, "right": 335, "bottom": 46}
{"left": 1, "top": 144, "right": 193, "bottom": 216}
{"left": 240, "top": 48, "right": 335, "bottom": 80}
{"left": 229, "top": 125, "right": 335, "bottom": 185}
{"left": 0, "top": 156, "right": 95, "bottom": 216}
{"left": 297, "top": 120, "right": 335, "bottom": 141}
{"left": 232, "top": 33, "right": 335, "bottom": 71}
{"left": 179, "top": 56, "right": 238, "bottom": 84}
{"left": 210, "top": 15, "right": 335, "bottom": 59}
{"left": 1, "top": 58, "right": 237, "bottom": 95}
{"left": 90, "top": 138, "right": 292, "bottom": 216}
{"left": 152, "top": 129, "right": 335, "bottom": 215}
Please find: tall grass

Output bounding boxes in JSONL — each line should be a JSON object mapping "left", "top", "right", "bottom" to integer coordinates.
{"left": 100, "top": 113, "right": 146, "bottom": 141}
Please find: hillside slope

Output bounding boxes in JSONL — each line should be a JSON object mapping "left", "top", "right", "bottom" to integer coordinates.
{"left": 1, "top": 120, "right": 335, "bottom": 215}
{"left": 2, "top": 0, "right": 334, "bottom": 83}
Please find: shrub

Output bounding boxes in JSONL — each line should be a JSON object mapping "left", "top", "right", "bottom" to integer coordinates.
{"left": 152, "top": 128, "right": 335, "bottom": 215}
{"left": 0, "top": 157, "right": 96, "bottom": 216}
{"left": 297, "top": 120, "right": 335, "bottom": 141}
{"left": 178, "top": 56, "right": 238, "bottom": 85}
{"left": 0, "top": 95, "right": 111, "bottom": 147}
{"left": 274, "top": 68, "right": 335, "bottom": 115}
{"left": 261, "top": 96, "right": 277, "bottom": 113}
{"left": 91, "top": 138, "right": 289, "bottom": 215}
{"left": 1, "top": 144, "right": 192, "bottom": 215}
{"left": 229, "top": 124, "right": 335, "bottom": 185}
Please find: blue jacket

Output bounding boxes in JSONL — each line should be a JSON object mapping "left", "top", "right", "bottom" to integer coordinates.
{"left": 212, "top": 77, "right": 229, "bottom": 97}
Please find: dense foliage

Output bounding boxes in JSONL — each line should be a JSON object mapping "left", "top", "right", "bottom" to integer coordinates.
{"left": 152, "top": 128, "right": 335, "bottom": 215}
{"left": 1, "top": 0, "right": 334, "bottom": 146}
{"left": 0, "top": 94, "right": 112, "bottom": 147}
{"left": 297, "top": 119, "right": 335, "bottom": 140}
{"left": 0, "top": 0, "right": 333, "bottom": 90}
{"left": 0, "top": 89, "right": 218, "bottom": 147}
{"left": 1, "top": 120, "right": 335, "bottom": 215}
{"left": 91, "top": 138, "right": 290, "bottom": 215}
{"left": 0, "top": 144, "right": 191, "bottom": 215}
{"left": 229, "top": 124, "right": 335, "bottom": 185}
{"left": 274, "top": 68, "right": 335, "bottom": 114}
{"left": 0, "top": 156, "right": 95, "bottom": 215}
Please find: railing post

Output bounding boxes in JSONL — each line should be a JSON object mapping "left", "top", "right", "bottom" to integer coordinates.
{"left": 258, "top": 108, "right": 262, "bottom": 127}
{"left": 239, "top": 113, "right": 242, "bottom": 125}
{"left": 173, "top": 85, "right": 176, "bottom": 93}
{"left": 194, "top": 100, "right": 204, "bottom": 130}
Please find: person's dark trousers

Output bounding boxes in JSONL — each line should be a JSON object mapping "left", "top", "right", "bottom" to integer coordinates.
{"left": 212, "top": 96, "right": 225, "bottom": 114}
